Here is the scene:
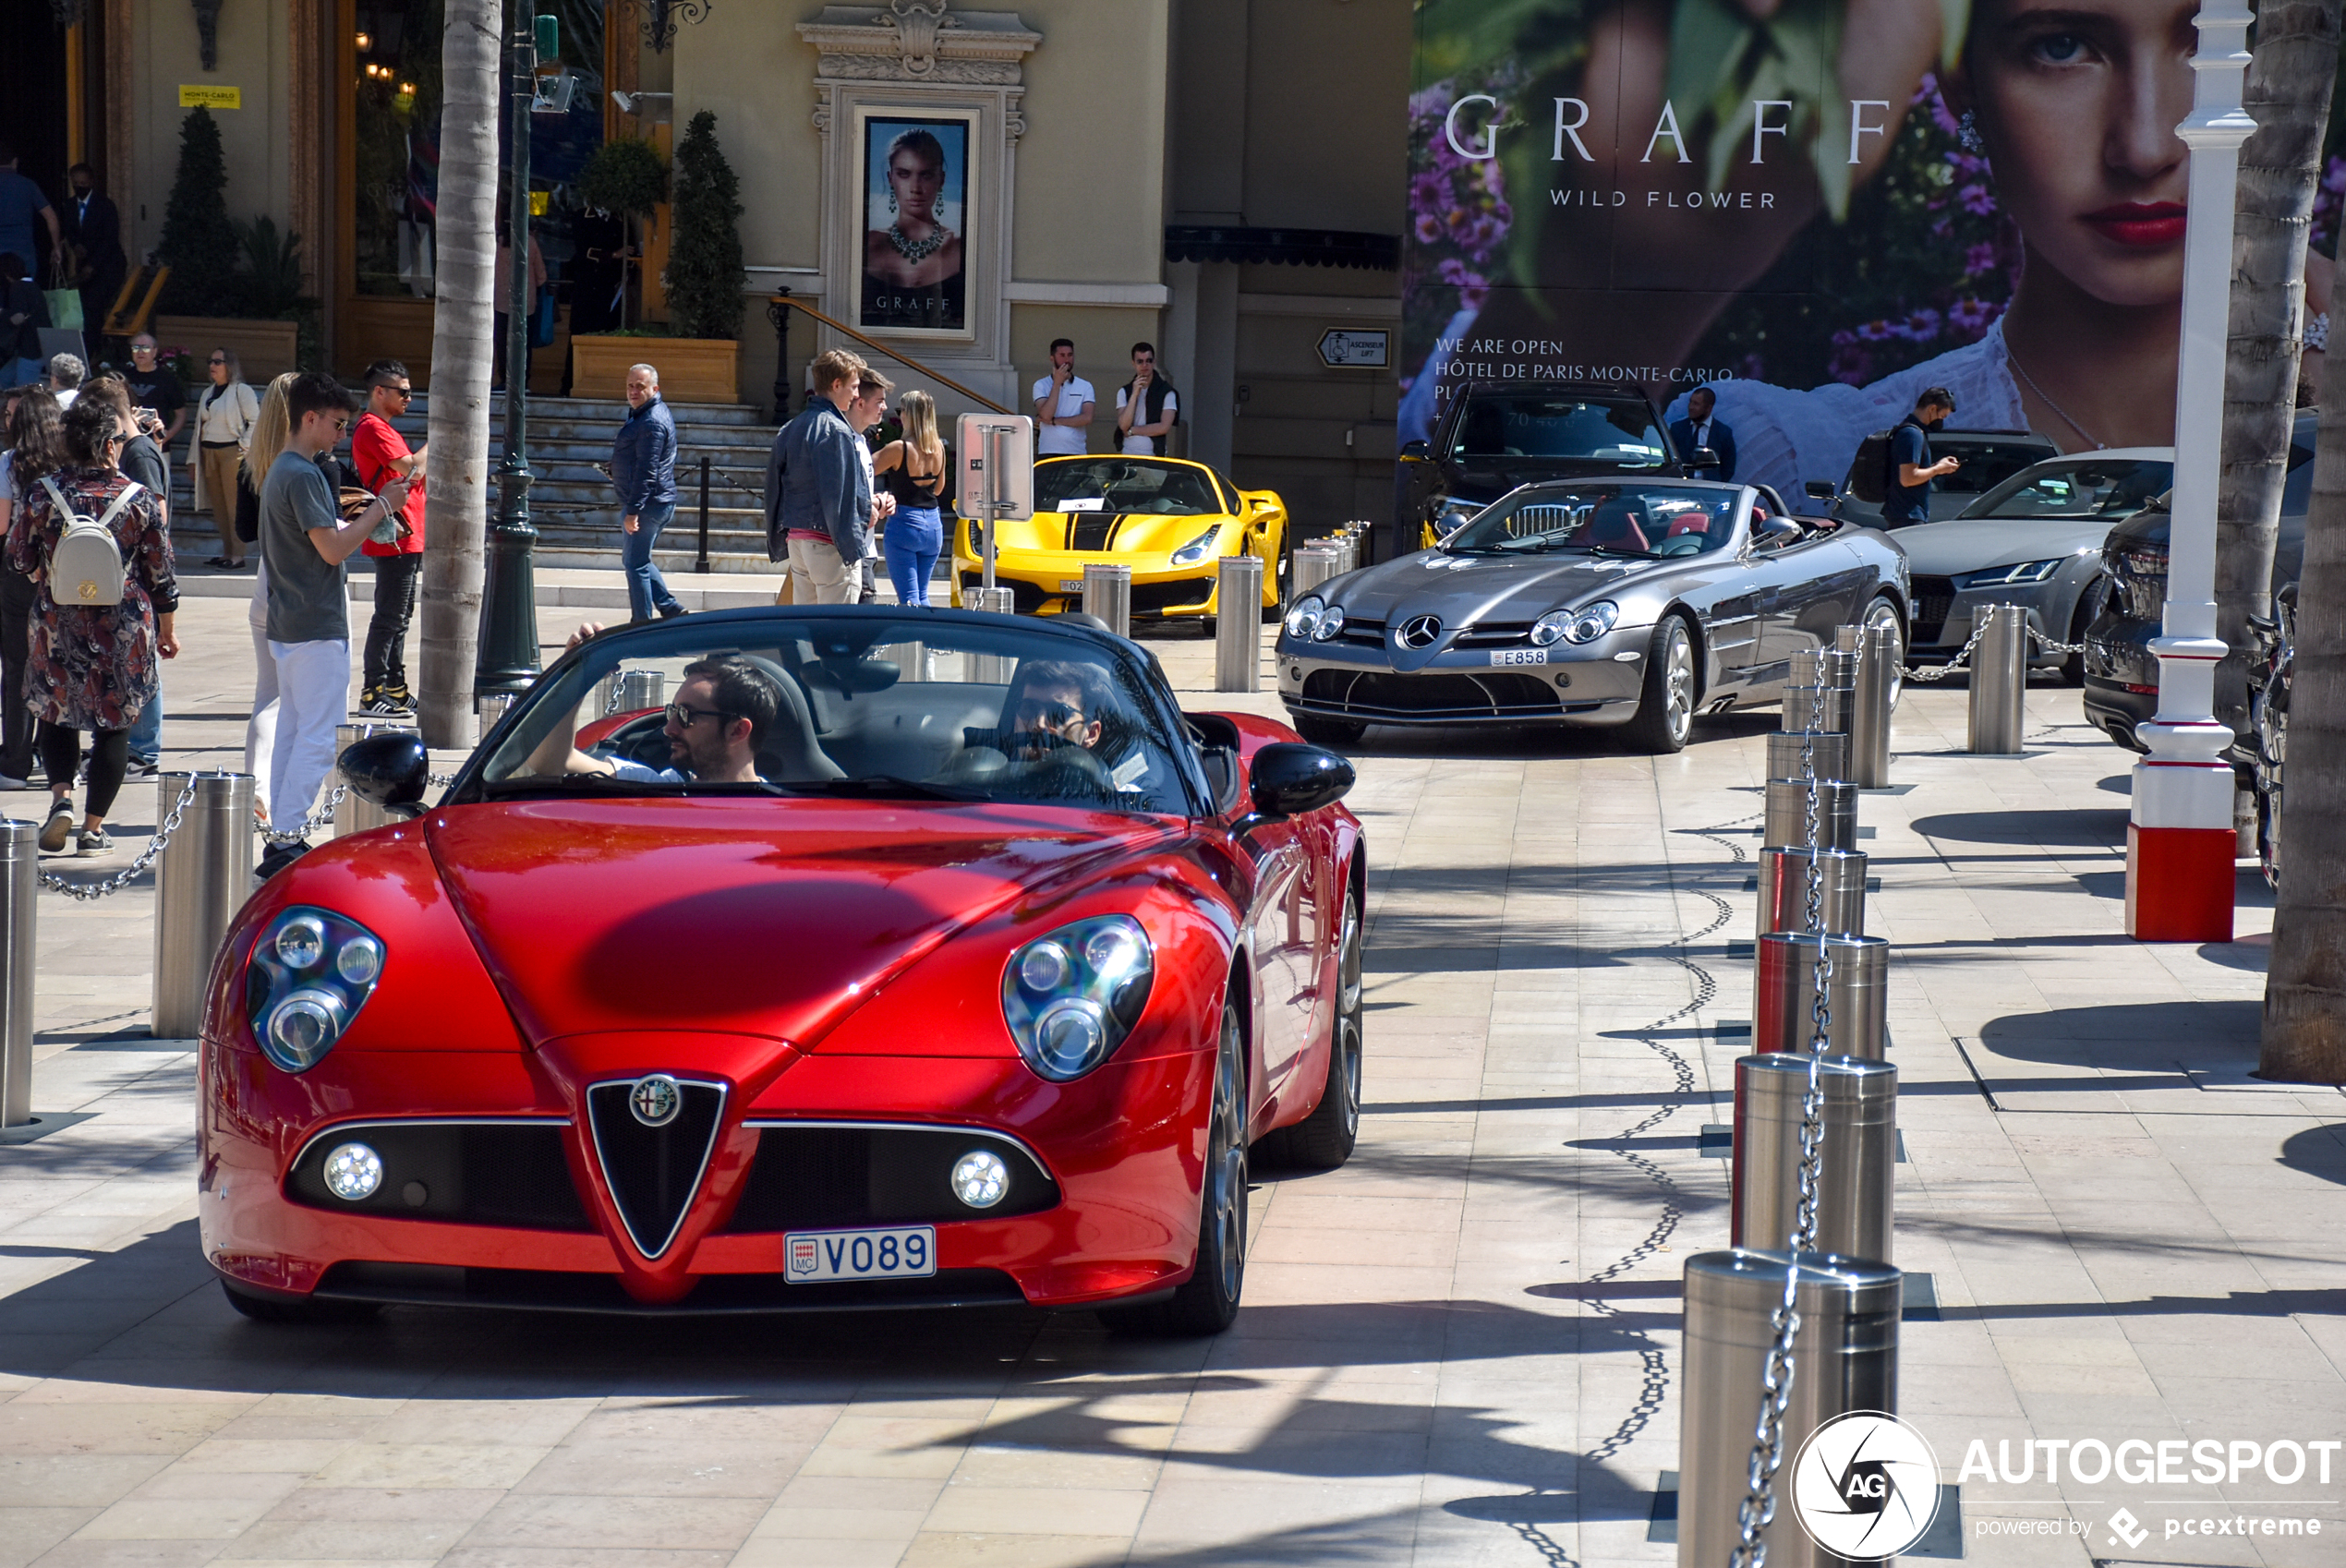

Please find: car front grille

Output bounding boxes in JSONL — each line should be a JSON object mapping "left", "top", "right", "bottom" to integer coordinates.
{"left": 1301, "top": 669, "right": 1566, "bottom": 718}
{"left": 720, "top": 1124, "right": 1060, "bottom": 1233}
{"left": 1450, "top": 621, "right": 1536, "bottom": 648}
{"left": 284, "top": 1120, "right": 592, "bottom": 1231}
{"left": 1911, "top": 575, "right": 1954, "bottom": 645}
{"left": 586, "top": 1080, "right": 727, "bottom": 1259}
{"left": 1130, "top": 578, "right": 1215, "bottom": 616}
{"left": 312, "top": 1260, "right": 1027, "bottom": 1314}
{"left": 961, "top": 574, "right": 1054, "bottom": 612}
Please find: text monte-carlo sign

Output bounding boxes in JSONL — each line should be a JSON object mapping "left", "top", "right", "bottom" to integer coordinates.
{"left": 178, "top": 85, "right": 242, "bottom": 109}
{"left": 1317, "top": 330, "right": 1390, "bottom": 369}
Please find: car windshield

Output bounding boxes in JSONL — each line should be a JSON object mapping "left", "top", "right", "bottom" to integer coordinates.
{"left": 1962, "top": 458, "right": 2173, "bottom": 519}
{"left": 1034, "top": 459, "right": 1227, "bottom": 516}
{"left": 1449, "top": 393, "right": 1669, "bottom": 465}
{"left": 470, "top": 613, "right": 1204, "bottom": 815}
{"left": 1444, "top": 484, "right": 1739, "bottom": 558}
{"left": 1930, "top": 440, "right": 2056, "bottom": 496}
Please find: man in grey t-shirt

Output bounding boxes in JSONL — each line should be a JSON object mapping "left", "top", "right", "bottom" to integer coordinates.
{"left": 257, "top": 373, "right": 411, "bottom": 875}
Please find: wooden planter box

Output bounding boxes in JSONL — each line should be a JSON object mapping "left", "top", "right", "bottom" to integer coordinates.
{"left": 570, "top": 334, "right": 737, "bottom": 404}
{"left": 151, "top": 316, "right": 300, "bottom": 380}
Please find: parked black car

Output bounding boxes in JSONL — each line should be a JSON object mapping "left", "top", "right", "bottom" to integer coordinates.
{"left": 2081, "top": 409, "right": 2319, "bottom": 756}
{"left": 1396, "top": 380, "right": 1684, "bottom": 555}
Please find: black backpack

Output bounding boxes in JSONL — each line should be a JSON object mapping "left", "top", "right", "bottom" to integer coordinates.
{"left": 1848, "top": 428, "right": 1899, "bottom": 504}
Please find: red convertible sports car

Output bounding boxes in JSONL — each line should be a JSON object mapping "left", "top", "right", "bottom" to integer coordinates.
{"left": 199, "top": 608, "right": 1363, "bottom": 1333}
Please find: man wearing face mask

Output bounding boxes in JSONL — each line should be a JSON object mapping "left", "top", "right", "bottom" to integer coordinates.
{"left": 1882, "top": 388, "right": 1961, "bottom": 525}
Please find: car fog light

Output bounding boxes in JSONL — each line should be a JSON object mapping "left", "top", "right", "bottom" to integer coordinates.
{"left": 950, "top": 1150, "right": 1010, "bottom": 1208}
{"left": 267, "top": 988, "right": 348, "bottom": 1067}
{"left": 1018, "top": 940, "right": 1073, "bottom": 994}
{"left": 322, "top": 1142, "right": 382, "bottom": 1201}
{"left": 1033, "top": 997, "right": 1109, "bottom": 1077}
{"left": 334, "top": 935, "right": 383, "bottom": 986}
{"left": 275, "top": 913, "right": 328, "bottom": 970}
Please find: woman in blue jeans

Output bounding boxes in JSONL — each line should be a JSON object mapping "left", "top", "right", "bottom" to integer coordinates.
{"left": 871, "top": 390, "right": 948, "bottom": 606}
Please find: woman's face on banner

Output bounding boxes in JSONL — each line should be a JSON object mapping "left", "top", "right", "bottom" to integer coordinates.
{"left": 1959, "top": 0, "right": 2195, "bottom": 308}
{"left": 889, "top": 148, "right": 945, "bottom": 225}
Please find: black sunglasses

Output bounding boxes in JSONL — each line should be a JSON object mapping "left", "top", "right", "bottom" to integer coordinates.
{"left": 665, "top": 701, "right": 741, "bottom": 730}
{"left": 1016, "top": 697, "right": 1085, "bottom": 727}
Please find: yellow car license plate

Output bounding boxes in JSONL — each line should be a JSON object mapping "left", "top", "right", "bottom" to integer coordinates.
{"left": 1059, "top": 579, "right": 1084, "bottom": 593}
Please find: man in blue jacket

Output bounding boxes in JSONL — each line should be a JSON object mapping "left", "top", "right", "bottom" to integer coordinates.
{"left": 1668, "top": 385, "right": 1736, "bottom": 482}
{"left": 766, "top": 348, "right": 873, "bottom": 605}
{"left": 612, "top": 363, "right": 686, "bottom": 621}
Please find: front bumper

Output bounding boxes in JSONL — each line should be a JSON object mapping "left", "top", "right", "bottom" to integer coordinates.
{"left": 950, "top": 537, "right": 1256, "bottom": 620}
{"left": 200, "top": 1036, "right": 1212, "bottom": 1313}
{"left": 1908, "top": 575, "right": 2070, "bottom": 666}
{"left": 1272, "top": 624, "right": 1651, "bottom": 728}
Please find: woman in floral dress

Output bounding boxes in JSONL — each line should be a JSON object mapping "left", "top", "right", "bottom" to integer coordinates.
{"left": 4, "top": 394, "right": 179, "bottom": 856}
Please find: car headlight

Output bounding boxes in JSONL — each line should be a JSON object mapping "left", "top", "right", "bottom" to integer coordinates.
{"left": 1434, "top": 498, "right": 1482, "bottom": 537}
{"left": 1284, "top": 594, "right": 1324, "bottom": 641}
{"left": 1314, "top": 603, "right": 1346, "bottom": 641}
{"left": 1538, "top": 601, "right": 1620, "bottom": 645}
{"left": 1001, "top": 914, "right": 1155, "bottom": 1081}
{"left": 1954, "top": 558, "right": 2064, "bottom": 589}
{"left": 1169, "top": 524, "right": 1224, "bottom": 566}
{"left": 245, "top": 906, "right": 385, "bottom": 1072}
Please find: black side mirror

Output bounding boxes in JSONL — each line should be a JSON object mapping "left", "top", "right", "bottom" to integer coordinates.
{"left": 1688, "top": 447, "right": 1721, "bottom": 470}
{"left": 1804, "top": 480, "right": 1837, "bottom": 501}
{"left": 1246, "top": 742, "right": 1354, "bottom": 820}
{"left": 337, "top": 733, "right": 429, "bottom": 819}
{"left": 1399, "top": 440, "right": 1432, "bottom": 462}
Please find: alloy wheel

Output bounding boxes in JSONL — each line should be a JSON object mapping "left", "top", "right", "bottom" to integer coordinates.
{"left": 1663, "top": 621, "right": 1696, "bottom": 745}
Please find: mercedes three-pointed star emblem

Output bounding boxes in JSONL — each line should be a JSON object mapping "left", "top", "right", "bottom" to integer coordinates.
{"left": 1397, "top": 614, "right": 1444, "bottom": 650}
{"left": 629, "top": 1073, "right": 683, "bottom": 1128}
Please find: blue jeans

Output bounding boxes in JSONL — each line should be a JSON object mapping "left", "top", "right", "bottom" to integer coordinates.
{"left": 621, "top": 500, "right": 683, "bottom": 621}
{"left": 884, "top": 508, "right": 943, "bottom": 607}
{"left": 128, "top": 679, "right": 162, "bottom": 766}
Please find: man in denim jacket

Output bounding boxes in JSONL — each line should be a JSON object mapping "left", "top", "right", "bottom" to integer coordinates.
{"left": 612, "top": 364, "right": 685, "bottom": 621}
{"left": 766, "top": 348, "right": 873, "bottom": 605}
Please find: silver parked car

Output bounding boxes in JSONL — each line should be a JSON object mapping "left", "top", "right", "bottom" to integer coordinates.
{"left": 1276, "top": 479, "right": 1910, "bottom": 754}
{"left": 1899, "top": 448, "right": 2172, "bottom": 683}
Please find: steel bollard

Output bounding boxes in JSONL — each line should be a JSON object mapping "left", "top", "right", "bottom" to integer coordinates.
{"left": 335, "top": 722, "right": 417, "bottom": 838}
{"left": 1852, "top": 623, "right": 1896, "bottom": 787}
{"left": 1790, "top": 648, "right": 1824, "bottom": 686}
{"left": 0, "top": 821, "right": 31, "bottom": 1128}
{"left": 1766, "top": 730, "right": 1848, "bottom": 783}
{"left": 1967, "top": 601, "right": 2028, "bottom": 754}
{"left": 1834, "top": 624, "right": 1861, "bottom": 655}
{"left": 1820, "top": 648, "right": 1858, "bottom": 734}
{"left": 1678, "top": 1250, "right": 1902, "bottom": 1568}
{"left": 618, "top": 669, "right": 664, "bottom": 713}
{"left": 1761, "top": 777, "right": 1857, "bottom": 851}
{"left": 1780, "top": 682, "right": 1828, "bottom": 732}
{"left": 1215, "top": 554, "right": 1265, "bottom": 693}
{"left": 477, "top": 690, "right": 520, "bottom": 731}
{"left": 1290, "top": 547, "right": 1342, "bottom": 603}
{"left": 1733, "top": 1053, "right": 1898, "bottom": 1260}
{"left": 151, "top": 773, "right": 257, "bottom": 1039}
{"left": 1082, "top": 561, "right": 1132, "bottom": 637}
{"left": 1756, "top": 847, "right": 1867, "bottom": 937}
{"left": 967, "top": 586, "right": 1017, "bottom": 684}
{"left": 1754, "top": 932, "right": 1890, "bottom": 1058}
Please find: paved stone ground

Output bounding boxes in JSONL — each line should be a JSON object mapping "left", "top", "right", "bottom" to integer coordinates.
{"left": 2, "top": 594, "right": 2341, "bottom": 1566}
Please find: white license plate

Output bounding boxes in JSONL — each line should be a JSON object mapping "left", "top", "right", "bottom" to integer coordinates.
{"left": 785, "top": 1225, "right": 937, "bottom": 1283}
{"left": 1490, "top": 647, "right": 1549, "bottom": 667}
{"left": 1059, "top": 578, "right": 1085, "bottom": 592}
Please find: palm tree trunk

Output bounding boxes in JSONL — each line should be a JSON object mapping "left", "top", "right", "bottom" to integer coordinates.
{"left": 2212, "top": 0, "right": 2340, "bottom": 740}
{"left": 416, "top": 0, "right": 502, "bottom": 748}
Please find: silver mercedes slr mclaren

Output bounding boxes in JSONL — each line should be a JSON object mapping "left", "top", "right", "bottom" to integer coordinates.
{"left": 1276, "top": 479, "right": 1911, "bottom": 754}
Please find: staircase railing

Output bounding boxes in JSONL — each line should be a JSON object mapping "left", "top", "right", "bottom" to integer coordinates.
{"left": 768, "top": 292, "right": 1012, "bottom": 416}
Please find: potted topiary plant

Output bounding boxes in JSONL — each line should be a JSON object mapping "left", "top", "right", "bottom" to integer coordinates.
{"left": 647, "top": 110, "right": 748, "bottom": 402}
{"left": 151, "top": 109, "right": 302, "bottom": 377}
{"left": 569, "top": 135, "right": 674, "bottom": 397}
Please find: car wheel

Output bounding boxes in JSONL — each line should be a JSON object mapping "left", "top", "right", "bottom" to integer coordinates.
{"left": 1294, "top": 715, "right": 1367, "bottom": 747}
{"left": 2062, "top": 578, "right": 2106, "bottom": 687}
{"left": 1259, "top": 885, "right": 1362, "bottom": 1171}
{"left": 1105, "top": 998, "right": 1248, "bottom": 1336}
{"left": 1621, "top": 614, "right": 1697, "bottom": 754}
{"left": 219, "top": 1278, "right": 380, "bottom": 1326}
{"left": 1858, "top": 594, "right": 1905, "bottom": 709}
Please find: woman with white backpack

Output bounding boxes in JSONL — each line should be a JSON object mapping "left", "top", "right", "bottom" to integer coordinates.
{"left": 2, "top": 395, "right": 178, "bottom": 855}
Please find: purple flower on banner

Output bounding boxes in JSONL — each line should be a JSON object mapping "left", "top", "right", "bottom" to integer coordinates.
{"left": 1959, "top": 183, "right": 1997, "bottom": 217}
{"left": 1964, "top": 242, "right": 1999, "bottom": 277}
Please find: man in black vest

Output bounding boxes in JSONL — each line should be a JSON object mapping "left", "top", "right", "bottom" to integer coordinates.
{"left": 1114, "top": 343, "right": 1179, "bottom": 456}
{"left": 1884, "top": 387, "right": 1962, "bottom": 525}
{"left": 59, "top": 165, "right": 124, "bottom": 364}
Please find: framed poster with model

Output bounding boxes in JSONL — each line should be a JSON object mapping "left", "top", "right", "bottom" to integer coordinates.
{"left": 859, "top": 110, "right": 975, "bottom": 335}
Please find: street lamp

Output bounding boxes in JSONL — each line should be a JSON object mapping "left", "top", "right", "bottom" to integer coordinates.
{"left": 2126, "top": 0, "right": 2254, "bottom": 942}
{"left": 476, "top": 11, "right": 559, "bottom": 702}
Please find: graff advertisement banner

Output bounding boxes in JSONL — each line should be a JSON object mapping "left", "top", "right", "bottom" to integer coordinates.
{"left": 1402, "top": 0, "right": 2342, "bottom": 499}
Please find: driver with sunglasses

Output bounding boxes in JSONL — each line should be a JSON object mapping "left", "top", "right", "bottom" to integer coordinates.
{"left": 1003, "top": 659, "right": 1109, "bottom": 758}
{"left": 525, "top": 627, "right": 781, "bottom": 784}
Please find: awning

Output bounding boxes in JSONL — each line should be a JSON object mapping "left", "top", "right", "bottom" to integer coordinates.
{"left": 1164, "top": 226, "right": 1399, "bottom": 271}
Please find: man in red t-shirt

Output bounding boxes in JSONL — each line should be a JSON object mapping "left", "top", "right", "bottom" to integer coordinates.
{"left": 351, "top": 359, "right": 428, "bottom": 715}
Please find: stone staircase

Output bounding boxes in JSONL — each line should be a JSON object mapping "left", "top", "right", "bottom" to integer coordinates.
{"left": 163, "top": 393, "right": 784, "bottom": 573}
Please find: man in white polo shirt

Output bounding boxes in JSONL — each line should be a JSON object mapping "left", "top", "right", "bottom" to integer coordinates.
{"left": 1031, "top": 338, "right": 1094, "bottom": 458}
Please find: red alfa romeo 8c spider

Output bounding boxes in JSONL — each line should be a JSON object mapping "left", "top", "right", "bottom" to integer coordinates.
{"left": 199, "top": 608, "right": 1363, "bottom": 1333}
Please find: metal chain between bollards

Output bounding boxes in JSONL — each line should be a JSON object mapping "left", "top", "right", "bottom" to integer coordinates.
{"left": 1729, "top": 657, "right": 1845, "bottom": 1568}
{"left": 1905, "top": 619, "right": 2086, "bottom": 682}
{"left": 260, "top": 783, "right": 350, "bottom": 848}
{"left": 33, "top": 777, "right": 198, "bottom": 900}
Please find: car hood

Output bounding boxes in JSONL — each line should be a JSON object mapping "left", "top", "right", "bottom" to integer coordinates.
{"left": 424, "top": 797, "right": 1179, "bottom": 1048}
{"left": 1895, "top": 516, "right": 2110, "bottom": 575}
{"left": 993, "top": 510, "right": 1231, "bottom": 558}
{"left": 1440, "top": 457, "right": 1675, "bottom": 503}
{"left": 1320, "top": 548, "right": 1650, "bottom": 632}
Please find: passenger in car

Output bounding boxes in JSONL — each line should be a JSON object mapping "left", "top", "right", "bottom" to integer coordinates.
{"left": 526, "top": 634, "right": 781, "bottom": 784}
